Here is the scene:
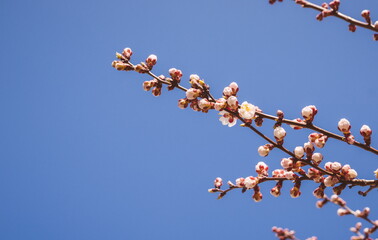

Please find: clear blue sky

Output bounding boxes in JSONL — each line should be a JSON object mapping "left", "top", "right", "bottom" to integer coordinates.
{"left": 0, "top": 0, "right": 377, "bottom": 239}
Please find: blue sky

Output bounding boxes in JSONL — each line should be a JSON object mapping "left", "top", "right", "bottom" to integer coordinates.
{"left": 0, "top": 0, "right": 377, "bottom": 239}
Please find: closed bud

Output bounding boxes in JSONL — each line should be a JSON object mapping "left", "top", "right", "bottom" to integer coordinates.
{"left": 229, "top": 82, "right": 239, "bottom": 95}
{"left": 349, "top": 23, "right": 357, "bottom": 32}
{"left": 258, "top": 145, "right": 270, "bottom": 157}
{"left": 311, "top": 153, "right": 323, "bottom": 164}
{"left": 214, "top": 177, "right": 223, "bottom": 188}
{"left": 214, "top": 98, "right": 227, "bottom": 111}
{"left": 301, "top": 105, "right": 317, "bottom": 122}
{"left": 178, "top": 98, "right": 189, "bottom": 109}
{"left": 294, "top": 146, "right": 304, "bottom": 158}
{"left": 198, "top": 98, "right": 212, "bottom": 111}
{"left": 235, "top": 177, "right": 245, "bottom": 187}
{"left": 146, "top": 54, "right": 157, "bottom": 68}
{"left": 252, "top": 189, "right": 263, "bottom": 202}
{"left": 244, "top": 176, "right": 258, "bottom": 189}
{"left": 337, "top": 208, "right": 350, "bottom": 216}
{"left": 290, "top": 118, "right": 305, "bottom": 129}
{"left": 152, "top": 86, "right": 162, "bottom": 97}
{"left": 274, "top": 126, "right": 286, "bottom": 141}
{"left": 360, "top": 125, "right": 372, "bottom": 137}
{"left": 122, "top": 48, "right": 133, "bottom": 60}
{"left": 223, "top": 86, "right": 233, "bottom": 97}
{"left": 338, "top": 118, "right": 351, "bottom": 133}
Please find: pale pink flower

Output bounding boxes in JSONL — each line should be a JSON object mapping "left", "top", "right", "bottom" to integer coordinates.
{"left": 338, "top": 118, "right": 351, "bottom": 133}
{"left": 274, "top": 126, "right": 286, "bottom": 140}
{"left": 258, "top": 145, "right": 270, "bottom": 157}
{"left": 214, "top": 98, "right": 227, "bottom": 111}
{"left": 244, "top": 176, "right": 258, "bottom": 189}
{"left": 294, "top": 146, "right": 304, "bottom": 158}
{"left": 219, "top": 110, "right": 237, "bottom": 127}
{"left": 238, "top": 101, "right": 257, "bottom": 120}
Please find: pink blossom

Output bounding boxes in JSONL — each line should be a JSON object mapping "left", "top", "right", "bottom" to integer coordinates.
{"left": 178, "top": 98, "right": 189, "bottom": 109}
{"left": 198, "top": 98, "right": 212, "bottom": 111}
{"left": 168, "top": 68, "right": 183, "bottom": 81}
{"left": 219, "top": 110, "right": 237, "bottom": 127}
{"left": 238, "top": 101, "right": 257, "bottom": 120}
{"left": 226, "top": 96, "right": 238, "bottom": 110}
{"left": 290, "top": 118, "right": 304, "bottom": 129}
{"left": 284, "top": 171, "right": 297, "bottom": 180}
{"left": 146, "top": 54, "right": 157, "bottom": 67}
{"left": 122, "top": 47, "right": 133, "bottom": 59}
{"left": 229, "top": 82, "right": 239, "bottom": 95}
{"left": 272, "top": 169, "right": 285, "bottom": 178}
{"left": 223, "top": 86, "right": 233, "bottom": 97}
{"left": 360, "top": 125, "right": 372, "bottom": 137}
{"left": 325, "top": 162, "right": 342, "bottom": 172}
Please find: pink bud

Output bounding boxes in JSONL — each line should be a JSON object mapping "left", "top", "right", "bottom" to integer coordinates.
{"left": 214, "top": 177, "right": 223, "bottom": 188}
{"left": 346, "top": 135, "right": 355, "bottom": 144}
{"left": 313, "top": 186, "right": 325, "bottom": 199}
{"left": 311, "top": 153, "right": 323, "bottom": 164}
{"left": 301, "top": 105, "right": 317, "bottom": 121}
{"left": 122, "top": 47, "right": 133, "bottom": 60}
{"left": 338, "top": 118, "right": 351, "bottom": 133}
{"left": 244, "top": 176, "right": 258, "bottom": 189}
{"left": 227, "top": 96, "right": 238, "bottom": 109}
{"left": 235, "top": 177, "right": 245, "bottom": 187}
{"left": 290, "top": 186, "right": 301, "bottom": 198}
{"left": 272, "top": 169, "right": 285, "bottom": 178}
{"left": 361, "top": 10, "right": 370, "bottom": 18}
{"left": 337, "top": 208, "right": 350, "bottom": 216}
{"left": 324, "top": 176, "right": 339, "bottom": 187}
{"left": 252, "top": 190, "right": 263, "bottom": 202}
{"left": 360, "top": 125, "right": 372, "bottom": 137}
{"left": 349, "top": 24, "right": 357, "bottom": 32}
{"left": 168, "top": 68, "right": 183, "bottom": 81}
{"left": 152, "top": 86, "right": 162, "bottom": 97}
{"left": 255, "top": 161, "right": 269, "bottom": 176}
{"left": 198, "top": 98, "right": 212, "bottom": 111}
{"left": 146, "top": 54, "right": 157, "bottom": 67}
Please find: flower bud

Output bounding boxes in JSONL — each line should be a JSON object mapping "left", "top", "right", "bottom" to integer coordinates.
{"left": 255, "top": 161, "right": 269, "bottom": 176}
{"left": 223, "top": 86, "right": 233, "bottom": 97}
{"left": 360, "top": 125, "right": 372, "bottom": 137}
{"left": 301, "top": 105, "right": 317, "bottom": 122}
{"left": 294, "top": 146, "right": 304, "bottom": 158}
{"left": 185, "top": 88, "right": 201, "bottom": 100}
{"left": 290, "top": 118, "right": 304, "bottom": 129}
{"left": 227, "top": 96, "right": 238, "bottom": 110}
{"left": 272, "top": 169, "right": 285, "bottom": 178}
{"left": 311, "top": 153, "right": 323, "bottom": 164}
{"left": 122, "top": 47, "right": 133, "bottom": 60}
{"left": 169, "top": 68, "right": 183, "bottom": 82}
{"left": 290, "top": 183, "right": 301, "bottom": 198}
{"left": 284, "top": 171, "right": 297, "bottom": 180}
{"left": 274, "top": 126, "right": 286, "bottom": 141}
{"left": 152, "top": 86, "right": 162, "bottom": 97}
{"left": 337, "top": 208, "right": 350, "bottom": 216}
{"left": 146, "top": 54, "right": 157, "bottom": 68}
{"left": 252, "top": 189, "right": 263, "bottom": 202}
{"left": 361, "top": 10, "right": 371, "bottom": 23}
{"left": 338, "top": 118, "right": 351, "bottom": 133}
{"left": 325, "top": 161, "right": 341, "bottom": 172}
{"left": 313, "top": 186, "right": 325, "bottom": 199}
{"left": 349, "top": 23, "right": 357, "bottom": 32}
{"left": 198, "top": 98, "right": 212, "bottom": 111}
{"left": 235, "top": 177, "right": 245, "bottom": 187}
{"left": 229, "top": 82, "right": 239, "bottom": 95}
{"left": 214, "top": 177, "right": 223, "bottom": 188}
{"left": 346, "top": 135, "right": 355, "bottom": 144}
{"left": 281, "top": 158, "right": 293, "bottom": 170}
{"left": 244, "top": 176, "right": 258, "bottom": 189}
{"left": 258, "top": 145, "right": 270, "bottom": 157}
{"left": 324, "top": 176, "right": 339, "bottom": 187}
{"left": 178, "top": 98, "right": 189, "bottom": 109}
{"left": 212, "top": 98, "right": 226, "bottom": 112}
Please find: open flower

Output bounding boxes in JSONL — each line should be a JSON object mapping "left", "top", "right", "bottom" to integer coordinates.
{"left": 219, "top": 111, "right": 237, "bottom": 127}
{"left": 238, "top": 101, "right": 257, "bottom": 120}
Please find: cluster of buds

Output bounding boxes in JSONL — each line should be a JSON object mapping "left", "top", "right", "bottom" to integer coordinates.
{"left": 112, "top": 48, "right": 134, "bottom": 71}
{"left": 143, "top": 77, "right": 163, "bottom": 96}
{"left": 271, "top": 226, "right": 297, "bottom": 240}
{"left": 308, "top": 132, "right": 328, "bottom": 148}
{"left": 179, "top": 74, "right": 214, "bottom": 113}
{"left": 315, "top": 1, "right": 339, "bottom": 21}
{"left": 135, "top": 54, "right": 159, "bottom": 74}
